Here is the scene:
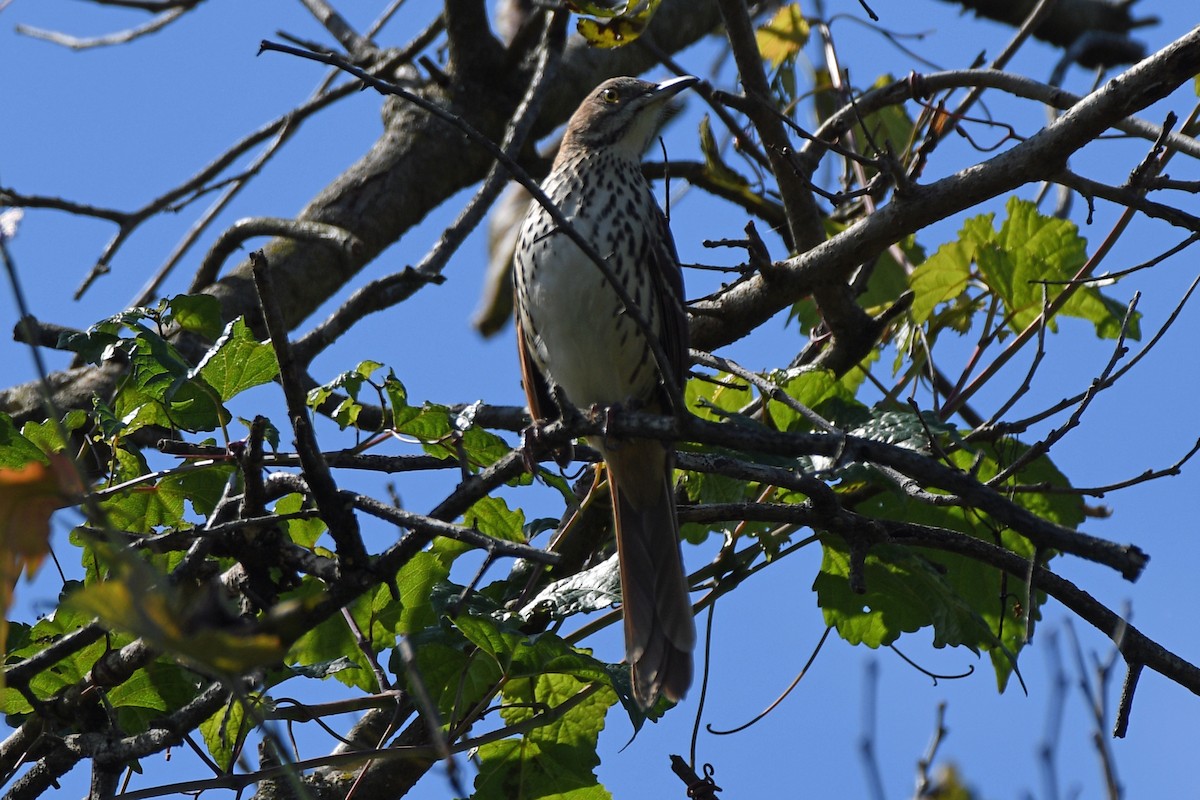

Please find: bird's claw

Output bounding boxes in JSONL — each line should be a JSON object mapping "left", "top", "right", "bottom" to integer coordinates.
{"left": 521, "top": 420, "right": 575, "bottom": 471}
{"left": 520, "top": 424, "right": 546, "bottom": 474}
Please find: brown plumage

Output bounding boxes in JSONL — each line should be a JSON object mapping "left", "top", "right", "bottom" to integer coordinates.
{"left": 513, "top": 76, "right": 697, "bottom": 709}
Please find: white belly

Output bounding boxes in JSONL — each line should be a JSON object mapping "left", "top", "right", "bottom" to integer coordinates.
{"left": 524, "top": 241, "right": 656, "bottom": 409}
{"left": 515, "top": 159, "right": 663, "bottom": 410}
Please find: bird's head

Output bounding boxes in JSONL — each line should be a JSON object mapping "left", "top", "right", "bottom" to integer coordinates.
{"left": 559, "top": 75, "right": 698, "bottom": 160}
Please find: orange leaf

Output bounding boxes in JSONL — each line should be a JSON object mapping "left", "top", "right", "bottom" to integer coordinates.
{"left": 0, "top": 454, "right": 83, "bottom": 682}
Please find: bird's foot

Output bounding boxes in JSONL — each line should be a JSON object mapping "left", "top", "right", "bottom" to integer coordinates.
{"left": 521, "top": 420, "right": 575, "bottom": 472}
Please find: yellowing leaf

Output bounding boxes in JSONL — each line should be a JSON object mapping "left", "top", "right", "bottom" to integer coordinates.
{"left": 0, "top": 456, "right": 79, "bottom": 573}
{"left": 699, "top": 115, "right": 751, "bottom": 191}
{"left": 68, "top": 557, "right": 289, "bottom": 676}
{"left": 570, "top": 0, "right": 662, "bottom": 48}
{"left": 0, "top": 454, "right": 82, "bottom": 683}
{"left": 756, "top": 3, "right": 809, "bottom": 68}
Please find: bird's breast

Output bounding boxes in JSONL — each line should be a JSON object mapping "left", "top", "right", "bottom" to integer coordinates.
{"left": 515, "top": 155, "right": 664, "bottom": 410}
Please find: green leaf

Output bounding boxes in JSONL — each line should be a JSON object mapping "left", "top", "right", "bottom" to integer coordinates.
{"left": 848, "top": 408, "right": 958, "bottom": 452}
{"left": 238, "top": 416, "right": 280, "bottom": 452}
{"left": 288, "top": 553, "right": 450, "bottom": 690}
{"left": 813, "top": 72, "right": 915, "bottom": 168}
{"left": 107, "top": 658, "right": 205, "bottom": 731}
{"left": 474, "top": 671, "right": 616, "bottom": 800}
{"left": 355, "top": 359, "right": 384, "bottom": 379}
{"left": 113, "top": 332, "right": 229, "bottom": 434}
{"left": 459, "top": 426, "right": 515, "bottom": 469}
{"left": 92, "top": 396, "right": 126, "bottom": 440}
{"left": 395, "top": 403, "right": 452, "bottom": 440}
{"left": 0, "top": 413, "right": 48, "bottom": 468}
{"left": 167, "top": 294, "right": 224, "bottom": 340}
{"left": 96, "top": 453, "right": 233, "bottom": 533}
{"left": 394, "top": 552, "right": 450, "bottom": 633}
{"left": 200, "top": 694, "right": 252, "bottom": 772}
{"left": 408, "top": 632, "right": 503, "bottom": 718}
{"left": 19, "top": 410, "right": 88, "bottom": 457}
{"left": 463, "top": 496, "right": 526, "bottom": 544}
{"left": 1, "top": 604, "right": 118, "bottom": 714}
{"left": 454, "top": 614, "right": 611, "bottom": 684}
{"left": 685, "top": 370, "right": 752, "bottom": 422}
{"left": 307, "top": 361, "right": 389, "bottom": 429}
{"left": 170, "top": 464, "right": 236, "bottom": 520}
{"left": 773, "top": 369, "right": 865, "bottom": 431}
{"left": 839, "top": 439, "right": 1077, "bottom": 690}
{"left": 755, "top": 3, "right": 809, "bottom": 68}
{"left": 982, "top": 198, "right": 1088, "bottom": 332}
{"left": 287, "top": 581, "right": 372, "bottom": 690}
{"left": 382, "top": 372, "right": 409, "bottom": 413}
{"left": 967, "top": 439, "right": 1084, "bottom": 529}
{"left": 195, "top": 318, "right": 280, "bottom": 401}
{"left": 861, "top": 74, "right": 916, "bottom": 158}
{"left": 311, "top": 585, "right": 401, "bottom": 690}
{"left": 58, "top": 320, "right": 123, "bottom": 364}
{"left": 909, "top": 239, "right": 973, "bottom": 324}
{"left": 99, "top": 450, "right": 186, "bottom": 532}
{"left": 1058, "top": 278, "right": 1141, "bottom": 339}
{"left": 912, "top": 198, "right": 1136, "bottom": 341}
{"left": 814, "top": 540, "right": 1001, "bottom": 653}
{"left": 275, "top": 493, "right": 325, "bottom": 549}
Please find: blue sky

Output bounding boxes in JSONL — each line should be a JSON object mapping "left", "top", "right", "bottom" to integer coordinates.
{"left": 4, "top": 1, "right": 1200, "bottom": 797}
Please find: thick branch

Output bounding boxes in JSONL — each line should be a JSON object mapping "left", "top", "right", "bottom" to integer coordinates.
{"left": 690, "top": 30, "right": 1200, "bottom": 351}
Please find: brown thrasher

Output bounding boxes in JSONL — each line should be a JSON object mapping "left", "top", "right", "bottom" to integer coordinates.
{"left": 513, "top": 75, "right": 697, "bottom": 709}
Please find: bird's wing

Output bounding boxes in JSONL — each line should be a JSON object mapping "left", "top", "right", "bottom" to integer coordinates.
{"left": 515, "top": 315, "right": 557, "bottom": 424}
{"left": 648, "top": 200, "right": 691, "bottom": 407}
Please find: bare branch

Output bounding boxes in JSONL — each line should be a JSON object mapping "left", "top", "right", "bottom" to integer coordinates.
{"left": 15, "top": 5, "right": 191, "bottom": 50}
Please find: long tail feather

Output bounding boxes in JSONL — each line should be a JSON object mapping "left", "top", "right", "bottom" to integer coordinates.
{"left": 604, "top": 439, "right": 695, "bottom": 708}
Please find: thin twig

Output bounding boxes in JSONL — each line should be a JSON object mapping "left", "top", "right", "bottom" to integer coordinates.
{"left": 15, "top": 6, "right": 190, "bottom": 50}
{"left": 292, "top": 9, "right": 567, "bottom": 365}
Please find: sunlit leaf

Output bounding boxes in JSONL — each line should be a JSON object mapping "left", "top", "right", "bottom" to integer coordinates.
{"left": 523, "top": 554, "right": 621, "bottom": 619}
{"left": 571, "top": 0, "right": 662, "bottom": 48}
{"left": 0, "top": 603, "right": 118, "bottom": 714}
{"left": 909, "top": 239, "right": 973, "bottom": 324}
{"left": 475, "top": 671, "right": 616, "bottom": 800}
{"left": 394, "top": 552, "right": 450, "bottom": 634}
{"left": 835, "top": 439, "right": 1077, "bottom": 690}
{"left": 19, "top": 410, "right": 88, "bottom": 457}
{"left": 199, "top": 694, "right": 255, "bottom": 771}
{"left": 108, "top": 658, "right": 205, "bottom": 733}
{"left": 911, "top": 198, "right": 1137, "bottom": 341}
{"left": 756, "top": 3, "right": 809, "bottom": 69}
{"left": 698, "top": 115, "right": 751, "bottom": 193}
{"left": 274, "top": 493, "right": 325, "bottom": 549}
{"left": 0, "top": 412, "right": 48, "bottom": 468}
{"left": 464, "top": 495, "right": 526, "bottom": 544}
{"left": 815, "top": 539, "right": 1001, "bottom": 652}
{"left": 194, "top": 317, "right": 280, "bottom": 401}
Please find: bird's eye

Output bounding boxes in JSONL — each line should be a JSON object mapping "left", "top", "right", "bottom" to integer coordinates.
{"left": 600, "top": 88, "right": 620, "bottom": 104}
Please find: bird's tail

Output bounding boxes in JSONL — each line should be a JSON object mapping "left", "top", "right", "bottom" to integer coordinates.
{"left": 603, "top": 439, "right": 695, "bottom": 709}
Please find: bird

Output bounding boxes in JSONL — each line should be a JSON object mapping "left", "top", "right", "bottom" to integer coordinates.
{"left": 512, "top": 75, "right": 697, "bottom": 709}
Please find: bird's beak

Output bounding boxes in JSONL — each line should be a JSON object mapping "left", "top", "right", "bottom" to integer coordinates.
{"left": 650, "top": 75, "right": 698, "bottom": 101}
